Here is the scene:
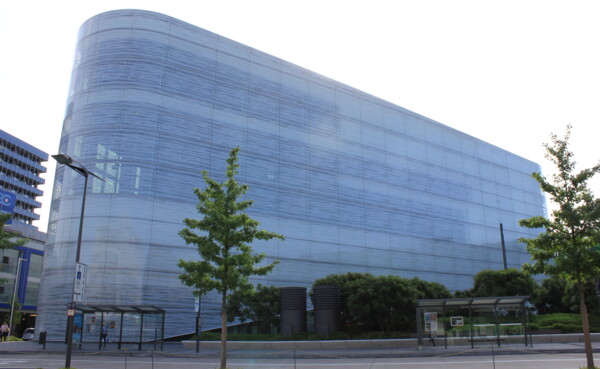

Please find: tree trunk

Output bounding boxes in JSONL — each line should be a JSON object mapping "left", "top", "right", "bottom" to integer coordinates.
{"left": 579, "top": 286, "right": 595, "bottom": 369}
{"left": 220, "top": 290, "right": 228, "bottom": 369}
{"left": 596, "top": 279, "right": 600, "bottom": 309}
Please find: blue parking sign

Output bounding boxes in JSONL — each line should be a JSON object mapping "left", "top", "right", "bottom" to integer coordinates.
{"left": 0, "top": 189, "right": 16, "bottom": 224}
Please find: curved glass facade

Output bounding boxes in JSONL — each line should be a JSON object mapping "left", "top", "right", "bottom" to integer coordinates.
{"left": 36, "top": 10, "right": 545, "bottom": 339}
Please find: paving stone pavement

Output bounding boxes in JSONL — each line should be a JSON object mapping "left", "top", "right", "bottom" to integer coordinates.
{"left": 0, "top": 338, "right": 598, "bottom": 360}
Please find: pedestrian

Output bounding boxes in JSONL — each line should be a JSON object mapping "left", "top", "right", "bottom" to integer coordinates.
{"left": 101, "top": 324, "right": 108, "bottom": 347}
{"left": 0, "top": 322, "right": 9, "bottom": 342}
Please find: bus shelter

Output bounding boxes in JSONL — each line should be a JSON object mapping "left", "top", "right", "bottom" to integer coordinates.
{"left": 416, "top": 296, "right": 531, "bottom": 349}
{"left": 74, "top": 305, "right": 165, "bottom": 351}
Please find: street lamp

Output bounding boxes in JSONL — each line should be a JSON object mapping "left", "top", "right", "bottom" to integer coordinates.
{"left": 9, "top": 257, "right": 27, "bottom": 337}
{"left": 52, "top": 153, "right": 101, "bottom": 369}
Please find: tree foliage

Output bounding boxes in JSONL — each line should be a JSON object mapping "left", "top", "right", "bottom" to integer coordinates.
{"left": 0, "top": 213, "right": 25, "bottom": 250}
{"left": 519, "top": 125, "right": 600, "bottom": 369}
{"left": 0, "top": 213, "right": 26, "bottom": 284}
{"left": 534, "top": 276, "right": 600, "bottom": 315}
{"left": 534, "top": 276, "right": 571, "bottom": 315}
{"left": 226, "top": 284, "right": 280, "bottom": 334}
{"left": 410, "top": 277, "right": 453, "bottom": 300}
{"left": 177, "top": 147, "right": 284, "bottom": 369}
{"left": 454, "top": 268, "right": 539, "bottom": 299}
{"left": 312, "top": 273, "right": 451, "bottom": 333}
{"left": 470, "top": 268, "right": 539, "bottom": 298}
{"left": 347, "top": 275, "right": 419, "bottom": 332}
{"left": 8, "top": 301, "right": 22, "bottom": 336}
{"left": 311, "top": 272, "right": 368, "bottom": 330}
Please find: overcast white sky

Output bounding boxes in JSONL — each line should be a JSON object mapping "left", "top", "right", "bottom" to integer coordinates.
{"left": 1, "top": 0, "right": 599, "bottom": 232}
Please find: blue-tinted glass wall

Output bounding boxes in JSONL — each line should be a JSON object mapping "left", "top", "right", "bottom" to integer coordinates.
{"left": 0, "top": 245, "right": 44, "bottom": 309}
{"left": 36, "top": 10, "right": 546, "bottom": 339}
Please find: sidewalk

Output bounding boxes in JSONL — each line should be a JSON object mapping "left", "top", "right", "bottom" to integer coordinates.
{"left": 0, "top": 339, "right": 598, "bottom": 359}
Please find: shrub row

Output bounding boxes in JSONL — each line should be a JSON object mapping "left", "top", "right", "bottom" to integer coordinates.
{"left": 529, "top": 313, "right": 600, "bottom": 333}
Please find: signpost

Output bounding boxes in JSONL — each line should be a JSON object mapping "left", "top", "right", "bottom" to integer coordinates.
{"left": 73, "top": 263, "right": 88, "bottom": 303}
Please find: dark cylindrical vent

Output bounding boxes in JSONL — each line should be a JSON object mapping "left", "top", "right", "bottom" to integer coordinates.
{"left": 313, "top": 285, "right": 341, "bottom": 336}
{"left": 280, "top": 287, "right": 307, "bottom": 336}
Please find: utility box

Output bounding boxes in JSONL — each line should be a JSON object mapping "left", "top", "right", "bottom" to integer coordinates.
{"left": 313, "top": 285, "right": 341, "bottom": 336}
{"left": 280, "top": 287, "right": 307, "bottom": 336}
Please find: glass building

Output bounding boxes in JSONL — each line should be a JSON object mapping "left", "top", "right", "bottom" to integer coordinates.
{"left": 36, "top": 10, "right": 545, "bottom": 339}
{"left": 0, "top": 129, "right": 47, "bottom": 334}
{"left": 0, "top": 130, "right": 47, "bottom": 227}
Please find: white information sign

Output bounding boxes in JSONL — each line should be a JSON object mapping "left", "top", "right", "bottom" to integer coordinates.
{"left": 73, "top": 263, "right": 88, "bottom": 303}
{"left": 195, "top": 296, "right": 200, "bottom": 313}
{"left": 424, "top": 312, "right": 438, "bottom": 332}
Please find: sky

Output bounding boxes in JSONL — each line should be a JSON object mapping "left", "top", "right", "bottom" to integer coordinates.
{"left": 1, "top": 0, "right": 599, "bottom": 232}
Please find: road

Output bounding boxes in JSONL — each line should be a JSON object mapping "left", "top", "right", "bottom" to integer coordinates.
{"left": 0, "top": 352, "right": 597, "bottom": 369}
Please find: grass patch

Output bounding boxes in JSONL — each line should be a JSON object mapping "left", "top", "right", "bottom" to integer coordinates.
{"left": 529, "top": 313, "right": 600, "bottom": 333}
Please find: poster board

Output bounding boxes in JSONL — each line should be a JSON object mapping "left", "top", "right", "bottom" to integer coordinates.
{"left": 451, "top": 316, "right": 464, "bottom": 327}
{"left": 424, "top": 312, "right": 438, "bottom": 332}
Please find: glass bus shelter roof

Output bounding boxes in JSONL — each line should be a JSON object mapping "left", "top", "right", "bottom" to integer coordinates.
{"left": 417, "top": 296, "right": 529, "bottom": 308}
{"left": 74, "top": 305, "right": 165, "bottom": 314}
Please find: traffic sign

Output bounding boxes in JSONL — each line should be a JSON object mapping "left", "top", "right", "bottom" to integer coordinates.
{"left": 73, "top": 263, "right": 88, "bottom": 303}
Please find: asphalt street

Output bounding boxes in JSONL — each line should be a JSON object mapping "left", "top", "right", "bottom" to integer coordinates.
{"left": 0, "top": 339, "right": 598, "bottom": 369}
{"left": 0, "top": 352, "right": 598, "bottom": 369}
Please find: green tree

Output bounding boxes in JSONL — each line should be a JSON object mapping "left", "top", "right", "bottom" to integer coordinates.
{"left": 563, "top": 280, "right": 600, "bottom": 315}
{"left": 226, "top": 284, "right": 280, "bottom": 334}
{"left": 0, "top": 213, "right": 26, "bottom": 284}
{"left": 178, "top": 147, "right": 284, "bottom": 369}
{"left": 311, "top": 273, "right": 444, "bottom": 333}
{"left": 410, "top": 277, "right": 452, "bottom": 300}
{"left": 8, "top": 301, "right": 22, "bottom": 337}
{"left": 0, "top": 213, "right": 25, "bottom": 250}
{"left": 534, "top": 276, "right": 600, "bottom": 315}
{"left": 453, "top": 288, "right": 474, "bottom": 298}
{"left": 312, "top": 272, "right": 370, "bottom": 330}
{"left": 346, "top": 275, "right": 419, "bottom": 332}
{"left": 470, "top": 268, "right": 539, "bottom": 298}
{"left": 454, "top": 268, "right": 538, "bottom": 299}
{"left": 519, "top": 125, "right": 600, "bottom": 369}
{"left": 534, "top": 276, "right": 572, "bottom": 314}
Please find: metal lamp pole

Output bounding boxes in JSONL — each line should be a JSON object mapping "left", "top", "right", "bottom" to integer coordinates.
{"left": 195, "top": 294, "right": 201, "bottom": 353}
{"left": 9, "top": 257, "right": 27, "bottom": 337}
{"left": 52, "top": 153, "right": 101, "bottom": 369}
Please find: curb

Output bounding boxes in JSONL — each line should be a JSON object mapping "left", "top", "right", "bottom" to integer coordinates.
{"left": 1, "top": 346, "right": 599, "bottom": 359}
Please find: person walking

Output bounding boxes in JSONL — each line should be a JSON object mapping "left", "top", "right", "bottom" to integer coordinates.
{"left": 0, "top": 322, "right": 9, "bottom": 342}
{"left": 101, "top": 324, "right": 108, "bottom": 347}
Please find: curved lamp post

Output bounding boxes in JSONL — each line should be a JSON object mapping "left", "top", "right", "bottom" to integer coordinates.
{"left": 52, "top": 153, "right": 101, "bottom": 369}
